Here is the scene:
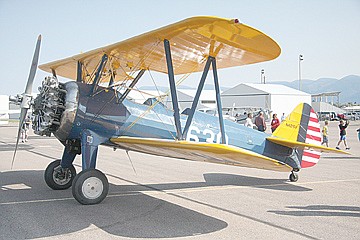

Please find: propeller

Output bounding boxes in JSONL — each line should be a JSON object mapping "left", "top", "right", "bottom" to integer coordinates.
{"left": 11, "top": 35, "right": 42, "bottom": 169}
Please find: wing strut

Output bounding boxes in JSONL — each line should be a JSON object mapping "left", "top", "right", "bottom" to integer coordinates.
{"left": 51, "top": 69, "right": 57, "bottom": 78}
{"left": 90, "top": 54, "right": 108, "bottom": 95}
{"left": 164, "top": 39, "right": 182, "bottom": 140}
{"left": 117, "top": 69, "right": 145, "bottom": 103}
{"left": 77, "top": 61, "right": 83, "bottom": 82}
{"left": 182, "top": 57, "right": 212, "bottom": 138}
{"left": 212, "top": 58, "right": 226, "bottom": 144}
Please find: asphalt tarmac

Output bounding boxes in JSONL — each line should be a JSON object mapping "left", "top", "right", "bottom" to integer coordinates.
{"left": 0, "top": 121, "right": 359, "bottom": 240}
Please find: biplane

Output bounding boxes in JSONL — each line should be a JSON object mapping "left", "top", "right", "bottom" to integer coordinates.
{"left": 12, "top": 16, "right": 347, "bottom": 205}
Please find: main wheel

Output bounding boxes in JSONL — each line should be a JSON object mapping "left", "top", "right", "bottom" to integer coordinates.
{"left": 44, "top": 160, "right": 76, "bottom": 190}
{"left": 72, "top": 169, "right": 109, "bottom": 205}
{"left": 289, "top": 172, "right": 299, "bottom": 182}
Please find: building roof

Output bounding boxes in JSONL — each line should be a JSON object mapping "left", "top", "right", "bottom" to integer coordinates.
{"left": 177, "top": 89, "right": 217, "bottom": 101}
{"left": 311, "top": 91, "right": 341, "bottom": 97}
{"left": 222, "top": 83, "right": 311, "bottom": 96}
{"left": 344, "top": 105, "right": 360, "bottom": 111}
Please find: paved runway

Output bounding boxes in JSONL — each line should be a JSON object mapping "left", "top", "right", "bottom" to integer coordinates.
{"left": 1, "top": 121, "right": 359, "bottom": 239}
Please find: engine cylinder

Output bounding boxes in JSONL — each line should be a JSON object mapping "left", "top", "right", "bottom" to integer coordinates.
{"left": 32, "top": 77, "right": 79, "bottom": 141}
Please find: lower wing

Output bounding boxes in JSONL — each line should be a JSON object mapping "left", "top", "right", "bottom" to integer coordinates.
{"left": 110, "top": 137, "right": 292, "bottom": 172}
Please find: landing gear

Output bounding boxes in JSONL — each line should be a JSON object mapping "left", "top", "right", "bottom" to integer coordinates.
{"left": 289, "top": 171, "right": 299, "bottom": 182}
{"left": 72, "top": 169, "right": 109, "bottom": 205}
{"left": 44, "top": 160, "right": 76, "bottom": 190}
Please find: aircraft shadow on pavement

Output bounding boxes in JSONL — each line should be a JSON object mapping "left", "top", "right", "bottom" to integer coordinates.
{"left": 0, "top": 170, "right": 227, "bottom": 239}
{"left": 109, "top": 172, "right": 312, "bottom": 193}
{"left": 0, "top": 170, "right": 311, "bottom": 239}
{"left": 268, "top": 205, "right": 360, "bottom": 218}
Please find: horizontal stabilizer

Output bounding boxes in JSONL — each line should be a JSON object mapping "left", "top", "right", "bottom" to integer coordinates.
{"left": 267, "top": 137, "right": 350, "bottom": 155}
{"left": 111, "top": 136, "right": 292, "bottom": 172}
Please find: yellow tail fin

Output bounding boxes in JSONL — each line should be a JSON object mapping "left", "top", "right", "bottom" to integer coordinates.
{"left": 270, "top": 103, "right": 322, "bottom": 168}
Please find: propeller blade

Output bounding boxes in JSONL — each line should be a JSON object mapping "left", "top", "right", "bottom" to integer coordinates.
{"left": 25, "top": 34, "right": 42, "bottom": 95}
{"left": 11, "top": 108, "right": 28, "bottom": 169}
{"left": 12, "top": 34, "right": 41, "bottom": 169}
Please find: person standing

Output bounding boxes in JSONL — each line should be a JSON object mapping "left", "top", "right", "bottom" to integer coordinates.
{"left": 336, "top": 120, "right": 350, "bottom": 150}
{"left": 255, "top": 112, "right": 266, "bottom": 132}
{"left": 281, "top": 113, "right": 286, "bottom": 122}
{"left": 21, "top": 115, "right": 31, "bottom": 143}
{"left": 244, "top": 113, "right": 255, "bottom": 129}
{"left": 270, "top": 113, "right": 280, "bottom": 133}
{"left": 321, "top": 120, "right": 329, "bottom": 147}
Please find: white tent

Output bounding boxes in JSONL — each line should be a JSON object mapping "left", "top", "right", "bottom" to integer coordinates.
{"left": 165, "top": 89, "right": 216, "bottom": 111}
{"left": 221, "top": 83, "right": 311, "bottom": 116}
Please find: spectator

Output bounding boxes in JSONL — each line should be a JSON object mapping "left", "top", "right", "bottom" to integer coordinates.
{"left": 255, "top": 112, "right": 266, "bottom": 132}
{"left": 321, "top": 120, "right": 329, "bottom": 147}
{"left": 21, "top": 115, "right": 31, "bottom": 143}
{"left": 336, "top": 120, "right": 350, "bottom": 150}
{"left": 244, "top": 113, "right": 255, "bottom": 129}
{"left": 270, "top": 113, "right": 280, "bottom": 133}
{"left": 281, "top": 113, "right": 286, "bottom": 122}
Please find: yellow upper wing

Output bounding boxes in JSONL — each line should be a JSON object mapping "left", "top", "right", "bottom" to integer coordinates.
{"left": 39, "top": 16, "right": 281, "bottom": 84}
{"left": 110, "top": 136, "right": 291, "bottom": 172}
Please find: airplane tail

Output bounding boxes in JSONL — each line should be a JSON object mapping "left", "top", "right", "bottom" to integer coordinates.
{"left": 268, "top": 103, "right": 322, "bottom": 168}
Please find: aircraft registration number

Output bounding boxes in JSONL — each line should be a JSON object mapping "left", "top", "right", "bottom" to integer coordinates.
{"left": 186, "top": 126, "right": 228, "bottom": 144}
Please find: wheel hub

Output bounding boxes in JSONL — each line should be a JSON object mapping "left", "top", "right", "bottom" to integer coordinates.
{"left": 53, "top": 166, "right": 72, "bottom": 185}
{"left": 82, "top": 177, "right": 104, "bottom": 199}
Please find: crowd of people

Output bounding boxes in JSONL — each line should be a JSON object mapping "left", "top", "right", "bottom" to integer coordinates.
{"left": 244, "top": 111, "right": 283, "bottom": 133}
{"left": 243, "top": 110, "right": 354, "bottom": 150}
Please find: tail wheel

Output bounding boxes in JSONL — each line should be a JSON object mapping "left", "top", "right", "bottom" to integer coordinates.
{"left": 44, "top": 160, "right": 76, "bottom": 190}
{"left": 289, "top": 172, "right": 299, "bottom": 182}
{"left": 72, "top": 169, "right": 109, "bottom": 205}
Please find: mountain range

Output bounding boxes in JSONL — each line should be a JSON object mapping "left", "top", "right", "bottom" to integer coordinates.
{"left": 271, "top": 75, "right": 360, "bottom": 104}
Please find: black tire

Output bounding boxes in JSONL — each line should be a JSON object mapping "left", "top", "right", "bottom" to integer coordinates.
{"left": 72, "top": 169, "right": 109, "bottom": 205}
{"left": 44, "top": 160, "right": 76, "bottom": 190}
{"left": 289, "top": 172, "right": 299, "bottom": 182}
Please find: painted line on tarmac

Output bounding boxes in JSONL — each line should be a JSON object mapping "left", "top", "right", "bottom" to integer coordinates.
{"left": 0, "top": 197, "right": 74, "bottom": 206}
{"left": 292, "top": 178, "right": 360, "bottom": 185}
{"left": 0, "top": 192, "right": 140, "bottom": 206}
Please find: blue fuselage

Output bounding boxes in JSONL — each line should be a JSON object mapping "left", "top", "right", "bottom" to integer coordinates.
{"left": 61, "top": 82, "right": 268, "bottom": 156}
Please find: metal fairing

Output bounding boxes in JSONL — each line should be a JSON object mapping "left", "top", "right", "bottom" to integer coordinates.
{"left": 53, "top": 81, "right": 79, "bottom": 141}
{"left": 66, "top": 83, "right": 130, "bottom": 141}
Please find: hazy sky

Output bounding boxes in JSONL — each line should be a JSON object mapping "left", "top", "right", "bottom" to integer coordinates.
{"left": 0, "top": 0, "right": 359, "bottom": 95}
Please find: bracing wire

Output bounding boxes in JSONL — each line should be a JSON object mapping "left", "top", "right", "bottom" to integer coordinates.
{"left": 123, "top": 56, "right": 207, "bottom": 134}
{"left": 85, "top": 40, "right": 162, "bottom": 126}
{"left": 126, "top": 150, "right": 137, "bottom": 175}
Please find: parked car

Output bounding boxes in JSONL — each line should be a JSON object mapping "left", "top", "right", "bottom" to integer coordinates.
{"left": 317, "top": 111, "right": 339, "bottom": 121}
{"left": 337, "top": 113, "right": 345, "bottom": 120}
{"left": 344, "top": 112, "right": 359, "bottom": 120}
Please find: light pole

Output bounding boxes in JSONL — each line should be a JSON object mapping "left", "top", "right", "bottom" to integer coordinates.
{"left": 298, "top": 54, "right": 303, "bottom": 90}
{"left": 261, "top": 69, "right": 265, "bottom": 84}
